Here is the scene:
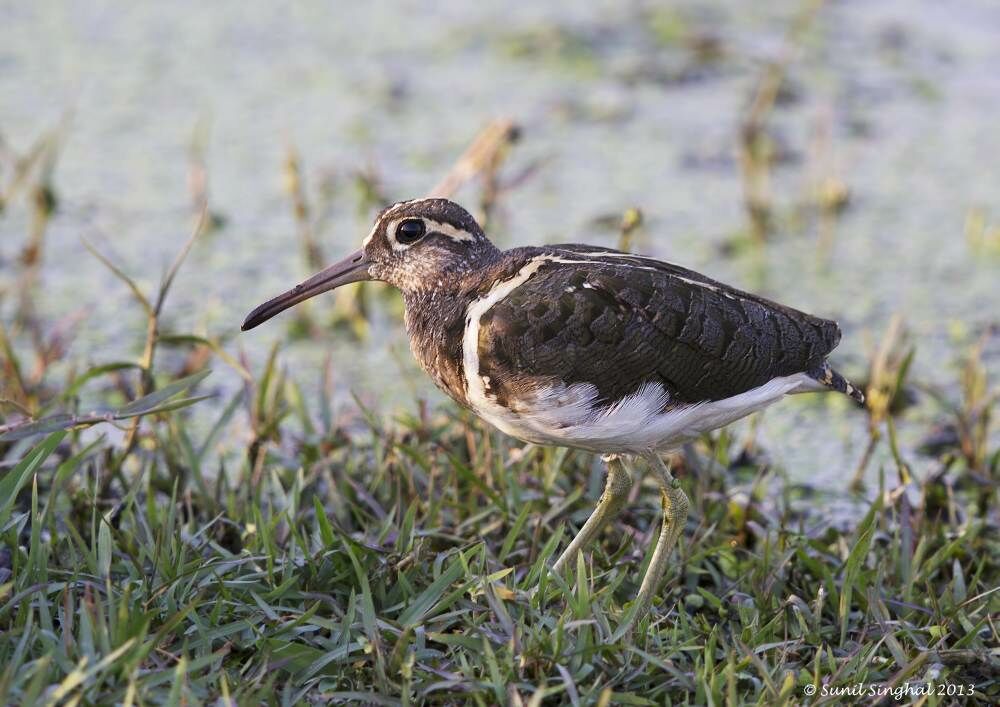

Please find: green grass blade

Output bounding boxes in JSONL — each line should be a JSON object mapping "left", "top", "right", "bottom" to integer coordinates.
{"left": 0, "top": 431, "right": 66, "bottom": 529}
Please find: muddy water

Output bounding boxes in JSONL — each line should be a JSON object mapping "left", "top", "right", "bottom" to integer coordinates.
{"left": 2, "top": 1, "right": 999, "bottom": 490}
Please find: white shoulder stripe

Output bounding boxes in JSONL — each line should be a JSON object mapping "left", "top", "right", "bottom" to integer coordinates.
{"left": 463, "top": 256, "right": 550, "bottom": 411}
{"left": 552, "top": 250, "right": 729, "bottom": 296}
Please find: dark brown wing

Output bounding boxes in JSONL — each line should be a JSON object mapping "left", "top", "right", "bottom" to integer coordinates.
{"left": 477, "top": 246, "right": 841, "bottom": 407}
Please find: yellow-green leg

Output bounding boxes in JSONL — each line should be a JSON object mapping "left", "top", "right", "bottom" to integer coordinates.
{"left": 613, "top": 453, "right": 690, "bottom": 639}
{"left": 552, "top": 455, "right": 633, "bottom": 575}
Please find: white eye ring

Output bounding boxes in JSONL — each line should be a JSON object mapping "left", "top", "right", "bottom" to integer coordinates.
{"left": 383, "top": 217, "right": 477, "bottom": 251}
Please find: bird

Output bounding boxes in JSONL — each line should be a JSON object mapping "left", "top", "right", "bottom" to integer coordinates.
{"left": 242, "top": 197, "right": 863, "bottom": 635}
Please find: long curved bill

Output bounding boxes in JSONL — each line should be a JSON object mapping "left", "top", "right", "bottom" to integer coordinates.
{"left": 241, "top": 248, "right": 371, "bottom": 331}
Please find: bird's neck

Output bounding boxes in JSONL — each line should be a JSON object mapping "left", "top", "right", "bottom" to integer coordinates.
{"left": 402, "top": 282, "right": 476, "bottom": 408}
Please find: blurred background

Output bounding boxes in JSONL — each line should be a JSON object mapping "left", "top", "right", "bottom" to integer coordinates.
{"left": 2, "top": 0, "right": 999, "bottom": 492}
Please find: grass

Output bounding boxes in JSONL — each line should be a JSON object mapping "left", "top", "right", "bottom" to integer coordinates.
{"left": 1, "top": 109, "right": 998, "bottom": 706}
{"left": 1, "top": 325, "right": 998, "bottom": 704}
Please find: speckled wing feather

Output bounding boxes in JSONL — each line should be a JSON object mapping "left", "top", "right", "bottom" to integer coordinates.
{"left": 477, "top": 245, "right": 842, "bottom": 407}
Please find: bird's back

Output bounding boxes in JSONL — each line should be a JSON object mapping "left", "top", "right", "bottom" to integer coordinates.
{"left": 476, "top": 245, "right": 842, "bottom": 408}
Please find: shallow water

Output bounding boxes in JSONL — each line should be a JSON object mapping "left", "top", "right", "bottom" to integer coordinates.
{"left": 2, "top": 1, "right": 998, "bottom": 490}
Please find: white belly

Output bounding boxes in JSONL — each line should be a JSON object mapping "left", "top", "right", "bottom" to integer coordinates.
{"left": 468, "top": 373, "right": 822, "bottom": 454}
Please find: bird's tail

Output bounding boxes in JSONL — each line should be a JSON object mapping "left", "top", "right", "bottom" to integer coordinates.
{"left": 807, "top": 359, "right": 865, "bottom": 405}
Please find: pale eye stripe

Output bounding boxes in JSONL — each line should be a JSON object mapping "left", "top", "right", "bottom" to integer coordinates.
{"left": 427, "top": 220, "right": 476, "bottom": 242}
{"left": 384, "top": 217, "right": 476, "bottom": 251}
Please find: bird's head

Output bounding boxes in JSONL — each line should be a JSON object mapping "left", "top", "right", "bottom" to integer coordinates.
{"left": 242, "top": 198, "right": 498, "bottom": 331}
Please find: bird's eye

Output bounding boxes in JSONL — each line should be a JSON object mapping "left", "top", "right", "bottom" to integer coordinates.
{"left": 396, "top": 219, "right": 426, "bottom": 244}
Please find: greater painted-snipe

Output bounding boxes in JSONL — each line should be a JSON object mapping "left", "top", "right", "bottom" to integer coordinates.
{"left": 243, "top": 198, "right": 862, "bottom": 634}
